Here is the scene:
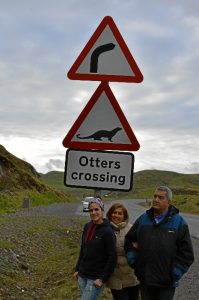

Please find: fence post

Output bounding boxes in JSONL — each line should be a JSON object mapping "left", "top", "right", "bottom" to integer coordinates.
{"left": 22, "top": 196, "right": 30, "bottom": 208}
{"left": 94, "top": 189, "right": 101, "bottom": 198}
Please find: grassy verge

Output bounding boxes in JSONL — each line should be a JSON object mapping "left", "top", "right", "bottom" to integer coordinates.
{"left": 1, "top": 188, "right": 199, "bottom": 216}
{"left": 136, "top": 193, "right": 199, "bottom": 214}
{"left": 0, "top": 214, "right": 113, "bottom": 299}
{"left": 172, "top": 195, "right": 199, "bottom": 214}
{"left": 0, "top": 189, "right": 79, "bottom": 214}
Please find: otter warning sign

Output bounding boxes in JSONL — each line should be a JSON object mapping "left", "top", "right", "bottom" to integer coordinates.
{"left": 62, "top": 82, "right": 140, "bottom": 151}
{"left": 64, "top": 149, "right": 134, "bottom": 191}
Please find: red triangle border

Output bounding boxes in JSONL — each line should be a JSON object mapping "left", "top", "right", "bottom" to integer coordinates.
{"left": 62, "top": 82, "right": 140, "bottom": 151}
{"left": 67, "top": 16, "right": 143, "bottom": 83}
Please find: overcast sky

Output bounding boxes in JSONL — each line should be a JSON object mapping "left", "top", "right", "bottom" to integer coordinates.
{"left": 1, "top": 0, "right": 199, "bottom": 175}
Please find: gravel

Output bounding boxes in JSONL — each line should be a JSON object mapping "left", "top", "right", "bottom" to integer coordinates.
{"left": 174, "top": 237, "right": 199, "bottom": 300}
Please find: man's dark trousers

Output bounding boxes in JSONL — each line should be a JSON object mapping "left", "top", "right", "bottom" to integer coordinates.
{"left": 140, "top": 283, "right": 175, "bottom": 300}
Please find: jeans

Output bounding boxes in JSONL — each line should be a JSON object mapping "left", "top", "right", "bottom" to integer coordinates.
{"left": 78, "top": 276, "right": 105, "bottom": 300}
{"left": 111, "top": 285, "right": 140, "bottom": 300}
{"left": 140, "top": 283, "right": 175, "bottom": 300}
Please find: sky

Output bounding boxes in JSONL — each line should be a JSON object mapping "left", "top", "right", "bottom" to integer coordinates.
{"left": 0, "top": 0, "right": 199, "bottom": 175}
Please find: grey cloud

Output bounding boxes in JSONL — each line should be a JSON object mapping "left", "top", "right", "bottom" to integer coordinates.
{"left": 184, "top": 162, "right": 199, "bottom": 174}
{"left": 45, "top": 159, "right": 64, "bottom": 172}
{"left": 0, "top": 0, "right": 198, "bottom": 174}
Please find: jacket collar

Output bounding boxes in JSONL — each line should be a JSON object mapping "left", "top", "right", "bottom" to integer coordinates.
{"left": 110, "top": 221, "right": 128, "bottom": 230}
{"left": 147, "top": 205, "right": 179, "bottom": 222}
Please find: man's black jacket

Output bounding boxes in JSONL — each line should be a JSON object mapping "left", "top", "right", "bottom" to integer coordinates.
{"left": 124, "top": 205, "right": 194, "bottom": 287}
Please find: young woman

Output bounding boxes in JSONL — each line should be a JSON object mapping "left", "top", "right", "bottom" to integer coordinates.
{"left": 73, "top": 197, "right": 117, "bottom": 300}
{"left": 106, "top": 203, "right": 140, "bottom": 300}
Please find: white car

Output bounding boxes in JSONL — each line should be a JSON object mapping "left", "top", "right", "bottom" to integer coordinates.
{"left": 82, "top": 196, "right": 95, "bottom": 212}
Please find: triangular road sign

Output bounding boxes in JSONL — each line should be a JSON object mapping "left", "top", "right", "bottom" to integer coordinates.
{"left": 67, "top": 16, "right": 143, "bottom": 83}
{"left": 62, "top": 82, "right": 140, "bottom": 151}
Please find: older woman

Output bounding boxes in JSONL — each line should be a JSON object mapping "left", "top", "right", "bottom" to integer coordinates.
{"left": 73, "top": 197, "right": 117, "bottom": 300}
{"left": 106, "top": 203, "right": 139, "bottom": 300}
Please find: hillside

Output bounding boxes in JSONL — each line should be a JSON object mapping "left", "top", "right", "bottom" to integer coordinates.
{"left": 0, "top": 144, "right": 47, "bottom": 193}
{"left": 41, "top": 169, "right": 199, "bottom": 214}
{"left": 129, "top": 169, "right": 199, "bottom": 197}
{"left": 41, "top": 169, "right": 199, "bottom": 197}
{"left": 0, "top": 145, "right": 75, "bottom": 213}
{"left": 40, "top": 171, "right": 92, "bottom": 197}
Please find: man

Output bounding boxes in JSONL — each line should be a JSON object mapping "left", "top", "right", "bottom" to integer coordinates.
{"left": 124, "top": 186, "right": 194, "bottom": 300}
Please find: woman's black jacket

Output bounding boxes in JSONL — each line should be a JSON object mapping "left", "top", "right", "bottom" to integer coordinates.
{"left": 75, "top": 219, "right": 117, "bottom": 283}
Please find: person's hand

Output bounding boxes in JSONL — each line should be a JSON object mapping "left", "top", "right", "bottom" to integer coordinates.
{"left": 73, "top": 271, "right": 78, "bottom": 280}
{"left": 172, "top": 266, "right": 184, "bottom": 281}
{"left": 126, "top": 251, "right": 137, "bottom": 268}
{"left": 172, "top": 266, "right": 184, "bottom": 287}
{"left": 132, "top": 241, "right": 138, "bottom": 249}
{"left": 94, "top": 278, "right": 103, "bottom": 288}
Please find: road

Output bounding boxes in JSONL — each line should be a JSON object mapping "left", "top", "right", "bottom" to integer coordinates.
{"left": 76, "top": 199, "right": 199, "bottom": 300}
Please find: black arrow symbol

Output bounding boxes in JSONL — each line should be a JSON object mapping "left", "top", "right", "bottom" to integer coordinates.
{"left": 90, "top": 43, "right": 116, "bottom": 73}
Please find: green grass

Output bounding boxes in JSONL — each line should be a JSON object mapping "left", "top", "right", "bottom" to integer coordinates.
{"left": 0, "top": 189, "right": 75, "bottom": 214}
{"left": 0, "top": 239, "right": 13, "bottom": 250}
{"left": 0, "top": 216, "right": 80, "bottom": 299}
{"left": 172, "top": 195, "right": 199, "bottom": 214}
{"left": 0, "top": 215, "right": 114, "bottom": 299}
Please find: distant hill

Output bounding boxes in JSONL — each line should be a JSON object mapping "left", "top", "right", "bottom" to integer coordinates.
{"left": 1, "top": 144, "right": 198, "bottom": 214}
{"left": 41, "top": 169, "right": 199, "bottom": 214}
{"left": 41, "top": 169, "right": 199, "bottom": 198}
{"left": 125, "top": 169, "right": 199, "bottom": 198}
{"left": 40, "top": 170, "right": 92, "bottom": 198}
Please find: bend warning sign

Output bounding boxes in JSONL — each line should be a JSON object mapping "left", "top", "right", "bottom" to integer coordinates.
{"left": 67, "top": 16, "right": 143, "bottom": 83}
{"left": 62, "top": 82, "right": 140, "bottom": 151}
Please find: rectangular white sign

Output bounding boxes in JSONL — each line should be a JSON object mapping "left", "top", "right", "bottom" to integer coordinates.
{"left": 64, "top": 149, "right": 134, "bottom": 191}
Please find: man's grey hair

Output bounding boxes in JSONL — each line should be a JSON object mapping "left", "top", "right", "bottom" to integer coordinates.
{"left": 156, "top": 186, "right": 173, "bottom": 200}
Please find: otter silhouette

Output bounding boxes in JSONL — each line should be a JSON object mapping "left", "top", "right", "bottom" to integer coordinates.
{"left": 76, "top": 127, "right": 122, "bottom": 142}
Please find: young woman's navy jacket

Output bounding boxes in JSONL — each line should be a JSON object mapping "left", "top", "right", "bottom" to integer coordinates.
{"left": 124, "top": 205, "right": 194, "bottom": 287}
{"left": 75, "top": 219, "right": 117, "bottom": 283}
